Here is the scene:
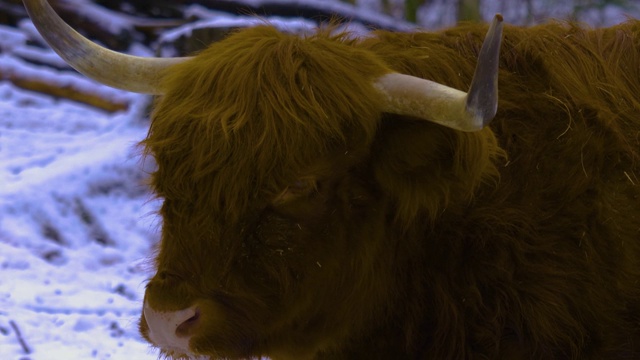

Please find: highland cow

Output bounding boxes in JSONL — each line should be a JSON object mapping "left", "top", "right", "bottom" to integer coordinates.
{"left": 23, "top": 0, "right": 640, "bottom": 359}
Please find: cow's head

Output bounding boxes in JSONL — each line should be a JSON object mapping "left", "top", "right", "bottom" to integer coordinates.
{"left": 24, "top": 0, "right": 503, "bottom": 358}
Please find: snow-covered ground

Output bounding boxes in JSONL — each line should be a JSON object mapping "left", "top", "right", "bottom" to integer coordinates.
{"left": 0, "top": 80, "right": 162, "bottom": 358}
{"left": 1, "top": 19, "right": 161, "bottom": 357}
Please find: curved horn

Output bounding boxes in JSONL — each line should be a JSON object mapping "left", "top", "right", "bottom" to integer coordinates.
{"left": 22, "top": 0, "right": 190, "bottom": 94}
{"left": 375, "top": 14, "right": 504, "bottom": 132}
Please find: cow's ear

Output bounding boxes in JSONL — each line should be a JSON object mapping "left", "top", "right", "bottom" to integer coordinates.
{"left": 371, "top": 119, "right": 503, "bottom": 226}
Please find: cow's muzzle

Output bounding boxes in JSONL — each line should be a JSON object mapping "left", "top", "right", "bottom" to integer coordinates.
{"left": 142, "top": 301, "right": 201, "bottom": 355}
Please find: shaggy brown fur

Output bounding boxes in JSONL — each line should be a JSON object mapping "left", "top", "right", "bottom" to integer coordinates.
{"left": 140, "top": 20, "right": 640, "bottom": 359}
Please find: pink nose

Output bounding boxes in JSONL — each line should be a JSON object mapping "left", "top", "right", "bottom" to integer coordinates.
{"left": 143, "top": 301, "right": 200, "bottom": 353}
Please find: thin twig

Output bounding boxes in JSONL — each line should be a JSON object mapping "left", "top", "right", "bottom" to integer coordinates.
{"left": 9, "top": 320, "right": 32, "bottom": 355}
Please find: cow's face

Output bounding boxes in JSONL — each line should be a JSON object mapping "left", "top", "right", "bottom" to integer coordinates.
{"left": 21, "top": 2, "right": 502, "bottom": 356}
{"left": 142, "top": 151, "right": 396, "bottom": 359}
{"left": 138, "top": 26, "right": 397, "bottom": 359}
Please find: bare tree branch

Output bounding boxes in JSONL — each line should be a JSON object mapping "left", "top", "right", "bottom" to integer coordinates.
{"left": 9, "top": 320, "right": 31, "bottom": 355}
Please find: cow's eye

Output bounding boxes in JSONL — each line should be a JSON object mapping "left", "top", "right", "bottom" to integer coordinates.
{"left": 272, "top": 178, "right": 317, "bottom": 205}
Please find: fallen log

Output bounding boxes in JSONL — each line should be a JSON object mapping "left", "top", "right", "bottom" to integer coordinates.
{"left": 1, "top": 57, "right": 131, "bottom": 112}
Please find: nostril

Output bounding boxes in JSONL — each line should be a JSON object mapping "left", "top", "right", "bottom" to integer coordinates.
{"left": 175, "top": 307, "right": 200, "bottom": 337}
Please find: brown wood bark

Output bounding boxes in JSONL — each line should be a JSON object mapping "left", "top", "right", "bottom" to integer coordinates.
{"left": 1, "top": 67, "right": 130, "bottom": 112}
